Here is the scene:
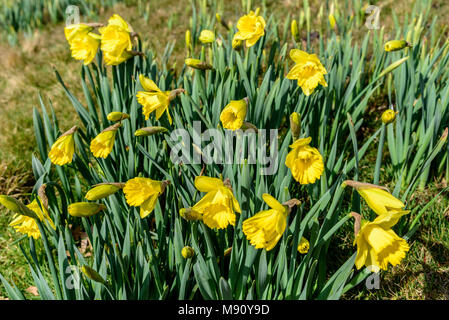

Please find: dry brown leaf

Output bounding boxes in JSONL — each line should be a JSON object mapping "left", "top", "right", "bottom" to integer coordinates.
{"left": 26, "top": 286, "right": 39, "bottom": 296}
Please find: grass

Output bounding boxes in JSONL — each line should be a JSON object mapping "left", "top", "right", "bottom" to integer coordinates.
{"left": 0, "top": 0, "right": 449, "bottom": 299}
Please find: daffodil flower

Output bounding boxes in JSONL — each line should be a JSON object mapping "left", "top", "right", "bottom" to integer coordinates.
{"left": 49, "top": 126, "right": 77, "bottom": 166}
{"left": 286, "top": 49, "right": 328, "bottom": 96}
{"left": 233, "top": 11, "right": 266, "bottom": 47}
{"left": 191, "top": 176, "right": 241, "bottom": 229}
{"left": 285, "top": 137, "right": 324, "bottom": 185}
{"left": 123, "top": 177, "right": 170, "bottom": 218}
{"left": 219, "top": 98, "right": 248, "bottom": 131}
{"left": 242, "top": 194, "right": 289, "bottom": 251}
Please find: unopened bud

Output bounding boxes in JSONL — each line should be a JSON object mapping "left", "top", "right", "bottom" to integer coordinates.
{"left": 107, "top": 112, "right": 130, "bottom": 122}
{"left": 134, "top": 126, "right": 168, "bottom": 137}
{"left": 181, "top": 246, "right": 195, "bottom": 259}
{"left": 185, "top": 58, "right": 213, "bottom": 70}
{"left": 384, "top": 40, "right": 411, "bottom": 52}
{"left": 381, "top": 109, "right": 397, "bottom": 125}
{"left": 290, "top": 112, "right": 301, "bottom": 141}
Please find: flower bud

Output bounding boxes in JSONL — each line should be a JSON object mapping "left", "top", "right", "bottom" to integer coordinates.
{"left": 68, "top": 202, "right": 106, "bottom": 217}
{"left": 381, "top": 109, "right": 397, "bottom": 125}
{"left": 290, "top": 112, "right": 301, "bottom": 141}
{"left": 329, "top": 14, "right": 336, "bottom": 29}
{"left": 199, "top": 30, "right": 215, "bottom": 44}
{"left": 291, "top": 19, "right": 299, "bottom": 42}
{"left": 185, "top": 30, "right": 191, "bottom": 50}
{"left": 134, "top": 126, "right": 168, "bottom": 137}
{"left": 0, "top": 195, "right": 39, "bottom": 219}
{"left": 181, "top": 246, "right": 195, "bottom": 259}
{"left": 384, "top": 40, "right": 410, "bottom": 52}
{"left": 378, "top": 56, "right": 409, "bottom": 78}
{"left": 297, "top": 237, "right": 309, "bottom": 254}
{"left": 81, "top": 265, "right": 107, "bottom": 284}
{"left": 179, "top": 207, "right": 202, "bottom": 221}
{"left": 107, "top": 111, "right": 129, "bottom": 122}
{"left": 85, "top": 183, "right": 125, "bottom": 201}
{"left": 185, "top": 58, "right": 213, "bottom": 70}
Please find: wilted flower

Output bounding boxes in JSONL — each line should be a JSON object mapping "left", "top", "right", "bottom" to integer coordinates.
{"left": 199, "top": 30, "right": 215, "bottom": 43}
{"left": 49, "top": 126, "right": 77, "bottom": 166}
{"left": 107, "top": 111, "right": 129, "bottom": 122}
{"left": 219, "top": 98, "right": 248, "bottom": 130}
{"left": 286, "top": 49, "right": 328, "bottom": 96}
{"left": 381, "top": 109, "right": 397, "bottom": 124}
{"left": 181, "top": 246, "right": 195, "bottom": 259}
{"left": 242, "top": 194, "right": 289, "bottom": 251}
{"left": 191, "top": 176, "right": 241, "bottom": 229}
{"left": 99, "top": 14, "right": 134, "bottom": 65}
{"left": 64, "top": 24, "right": 100, "bottom": 65}
{"left": 85, "top": 183, "right": 125, "bottom": 201}
{"left": 123, "top": 177, "right": 170, "bottom": 218}
{"left": 297, "top": 237, "right": 310, "bottom": 254}
{"left": 8, "top": 198, "right": 55, "bottom": 239}
{"left": 233, "top": 11, "right": 266, "bottom": 47}
{"left": 136, "top": 74, "right": 184, "bottom": 125}
{"left": 90, "top": 123, "right": 121, "bottom": 158}
{"left": 384, "top": 40, "right": 410, "bottom": 52}
{"left": 285, "top": 137, "right": 324, "bottom": 185}
{"left": 354, "top": 210, "right": 410, "bottom": 271}
{"left": 68, "top": 202, "right": 106, "bottom": 217}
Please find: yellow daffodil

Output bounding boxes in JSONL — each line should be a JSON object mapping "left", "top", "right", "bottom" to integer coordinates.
{"left": 219, "top": 98, "right": 248, "bottom": 131}
{"left": 381, "top": 109, "right": 397, "bottom": 124}
{"left": 123, "top": 177, "right": 170, "bottom": 218}
{"left": 90, "top": 123, "right": 121, "bottom": 158}
{"left": 181, "top": 246, "right": 195, "bottom": 259}
{"left": 285, "top": 137, "right": 324, "bottom": 185}
{"left": 329, "top": 14, "right": 336, "bottom": 29}
{"left": 354, "top": 210, "right": 410, "bottom": 271}
{"left": 233, "top": 11, "right": 266, "bottom": 47}
{"left": 64, "top": 24, "right": 100, "bottom": 65}
{"left": 85, "top": 183, "right": 125, "bottom": 201}
{"left": 191, "top": 176, "right": 241, "bottom": 229}
{"left": 242, "top": 194, "right": 289, "bottom": 251}
{"left": 199, "top": 30, "right": 215, "bottom": 43}
{"left": 99, "top": 14, "right": 134, "bottom": 65}
{"left": 9, "top": 198, "right": 55, "bottom": 239}
{"left": 136, "top": 74, "right": 185, "bottom": 125}
{"left": 297, "top": 237, "right": 310, "bottom": 254}
{"left": 286, "top": 49, "right": 328, "bottom": 96}
{"left": 107, "top": 111, "right": 129, "bottom": 122}
{"left": 68, "top": 202, "right": 106, "bottom": 217}
{"left": 343, "top": 181, "right": 406, "bottom": 216}
{"left": 384, "top": 40, "right": 410, "bottom": 52}
{"left": 49, "top": 126, "right": 77, "bottom": 166}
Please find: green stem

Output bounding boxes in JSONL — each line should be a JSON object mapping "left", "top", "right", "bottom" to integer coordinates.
{"left": 373, "top": 123, "right": 386, "bottom": 185}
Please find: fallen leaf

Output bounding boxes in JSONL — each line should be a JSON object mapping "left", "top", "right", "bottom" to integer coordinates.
{"left": 26, "top": 286, "right": 39, "bottom": 296}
